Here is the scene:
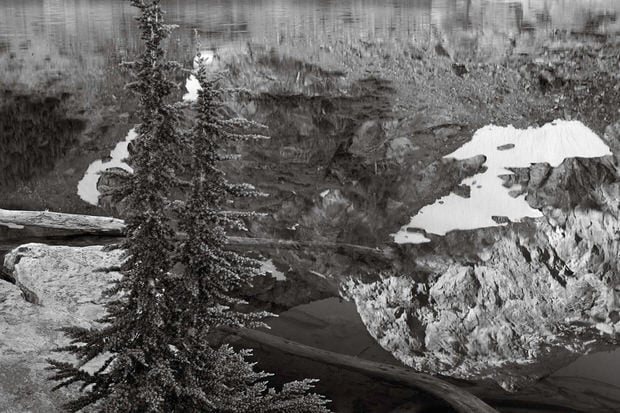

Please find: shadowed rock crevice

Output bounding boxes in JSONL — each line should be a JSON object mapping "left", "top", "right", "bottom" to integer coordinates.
{"left": 0, "top": 265, "right": 15, "bottom": 284}
{"left": 17, "top": 283, "right": 40, "bottom": 305}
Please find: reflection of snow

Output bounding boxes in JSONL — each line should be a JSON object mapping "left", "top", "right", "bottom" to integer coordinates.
{"left": 77, "top": 51, "right": 217, "bottom": 206}
{"left": 394, "top": 120, "right": 612, "bottom": 244}
{"left": 392, "top": 231, "right": 430, "bottom": 244}
{"left": 77, "top": 128, "right": 137, "bottom": 205}
{"left": 183, "top": 50, "right": 216, "bottom": 102}
{"left": 258, "top": 259, "right": 286, "bottom": 281}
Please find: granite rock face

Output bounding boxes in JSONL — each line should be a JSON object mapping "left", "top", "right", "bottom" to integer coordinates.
{"left": 343, "top": 156, "right": 620, "bottom": 391}
{"left": 0, "top": 244, "right": 123, "bottom": 412}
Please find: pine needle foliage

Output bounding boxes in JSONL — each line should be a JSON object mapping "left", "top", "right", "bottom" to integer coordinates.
{"left": 46, "top": 1, "right": 330, "bottom": 412}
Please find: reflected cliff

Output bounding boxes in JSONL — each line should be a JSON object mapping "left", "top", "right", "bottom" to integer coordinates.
{"left": 1, "top": 0, "right": 619, "bottom": 194}
{"left": 1, "top": 1, "right": 619, "bottom": 62}
{"left": 0, "top": 91, "right": 85, "bottom": 189}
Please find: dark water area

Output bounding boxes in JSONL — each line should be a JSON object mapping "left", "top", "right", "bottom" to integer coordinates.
{"left": 0, "top": 91, "right": 85, "bottom": 188}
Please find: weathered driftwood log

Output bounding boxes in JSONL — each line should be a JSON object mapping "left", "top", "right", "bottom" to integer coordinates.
{"left": 0, "top": 209, "right": 260, "bottom": 235}
{"left": 221, "top": 326, "right": 499, "bottom": 413}
{"left": 0, "top": 208, "right": 125, "bottom": 234}
{"left": 0, "top": 209, "right": 394, "bottom": 258}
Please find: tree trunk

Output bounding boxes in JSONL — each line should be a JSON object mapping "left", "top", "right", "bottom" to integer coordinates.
{"left": 221, "top": 326, "right": 499, "bottom": 413}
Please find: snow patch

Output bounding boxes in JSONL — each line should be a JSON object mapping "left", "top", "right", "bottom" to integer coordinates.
{"left": 77, "top": 128, "right": 137, "bottom": 205}
{"left": 392, "top": 231, "right": 430, "bottom": 244}
{"left": 394, "top": 120, "right": 612, "bottom": 244}
{"left": 183, "top": 50, "right": 216, "bottom": 102}
{"left": 258, "top": 259, "right": 286, "bottom": 281}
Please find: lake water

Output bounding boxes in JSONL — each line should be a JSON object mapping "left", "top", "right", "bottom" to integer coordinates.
{"left": 393, "top": 120, "right": 612, "bottom": 243}
{"left": 2, "top": 0, "right": 620, "bottom": 401}
{"left": 2, "top": 0, "right": 620, "bottom": 193}
{"left": 2, "top": 0, "right": 620, "bottom": 66}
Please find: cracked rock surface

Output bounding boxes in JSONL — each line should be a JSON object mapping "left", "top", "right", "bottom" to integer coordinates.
{"left": 0, "top": 244, "right": 123, "bottom": 413}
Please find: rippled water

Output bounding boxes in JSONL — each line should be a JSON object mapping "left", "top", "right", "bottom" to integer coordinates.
{"left": 1, "top": 0, "right": 619, "bottom": 61}
{"left": 2, "top": 0, "right": 619, "bottom": 191}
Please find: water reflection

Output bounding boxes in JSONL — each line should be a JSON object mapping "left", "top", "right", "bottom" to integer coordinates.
{"left": 1, "top": 1, "right": 618, "bottom": 191}
{"left": 0, "top": 92, "right": 85, "bottom": 188}
{"left": 1, "top": 1, "right": 619, "bottom": 109}
{"left": 0, "top": 0, "right": 619, "bottom": 400}
{"left": 393, "top": 120, "right": 612, "bottom": 243}
{"left": 1, "top": 1, "right": 619, "bottom": 60}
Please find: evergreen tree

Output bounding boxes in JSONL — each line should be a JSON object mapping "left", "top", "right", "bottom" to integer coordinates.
{"left": 47, "top": 1, "right": 330, "bottom": 412}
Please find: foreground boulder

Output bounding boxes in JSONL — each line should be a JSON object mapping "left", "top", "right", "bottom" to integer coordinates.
{"left": 0, "top": 242, "right": 335, "bottom": 412}
{"left": 0, "top": 244, "right": 123, "bottom": 412}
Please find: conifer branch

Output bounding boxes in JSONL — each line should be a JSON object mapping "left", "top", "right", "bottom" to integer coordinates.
{"left": 46, "top": 2, "right": 331, "bottom": 411}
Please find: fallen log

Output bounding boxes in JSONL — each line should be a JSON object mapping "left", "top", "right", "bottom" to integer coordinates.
{"left": 0, "top": 209, "right": 394, "bottom": 259}
{"left": 0, "top": 209, "right": 261, "bottom": 235}
{"left": 0, "top": 208, "right": 125, "bottom": 235}
{"left": 221, "top": 326, "right": 499, "bottom": 413}
{"left": 225, "top": 327, "right": 606, "bottom": 413}
{"left": 226, "top": 237, "right": 395, "bottom": 260}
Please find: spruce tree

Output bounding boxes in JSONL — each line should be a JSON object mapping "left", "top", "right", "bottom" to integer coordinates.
{"left": 47, "top": 1, "right": 330, "bottom": 412}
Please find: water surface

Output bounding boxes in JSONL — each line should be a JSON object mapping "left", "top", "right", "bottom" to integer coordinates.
{"left": 2, "top": 0, "right": 619, "bottom": 187}
{"left": 393, "top": 120, "right": 612, "bottom": 243}
{"left": 2, "top": 0, "right": 620, "bottom": 63}
{"left": 2, "top": 0, "right": 619, "bottom": 192}
{"left": 1, "top": 0, "right": 619, "bottom": 396}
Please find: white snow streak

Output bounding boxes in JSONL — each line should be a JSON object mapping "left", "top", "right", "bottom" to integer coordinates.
{"left": 394, "top": 120, "right": 612, "bottom": 244}
{"left": 77, "top": 128, "right": 137, "bottom": 205}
